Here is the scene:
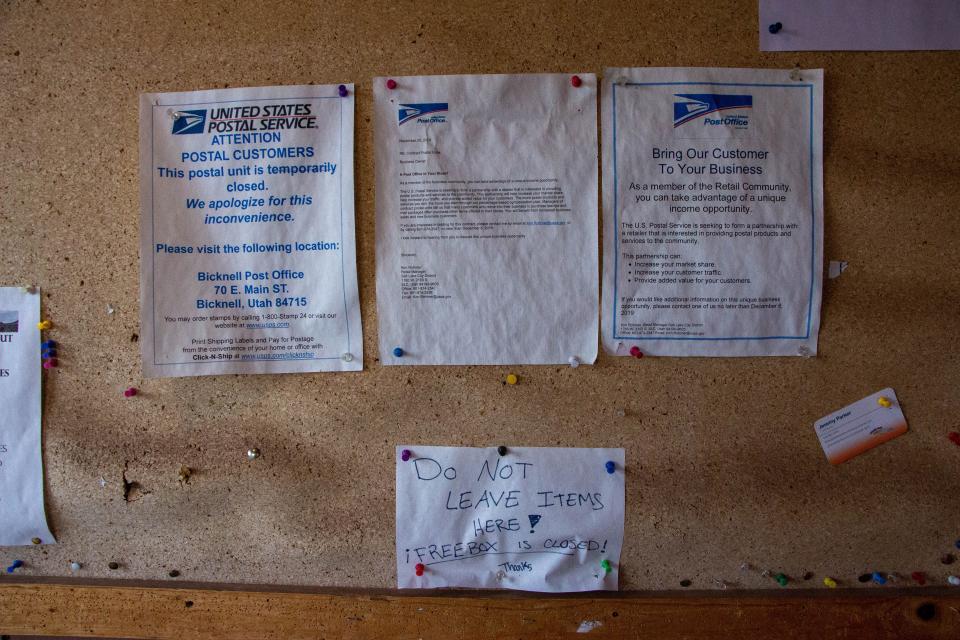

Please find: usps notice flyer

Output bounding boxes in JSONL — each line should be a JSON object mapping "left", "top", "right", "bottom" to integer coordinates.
{"left": 0, "top": 287, "right": 55, "bottom": 546}
{"left": 139, "top": 85, "right": 362, "bottom": 377}
{"left": 601, "top": 68, "right": 824, "bottom": 357}
{"left": 396, "top": 446, "right": 625, "bottom": 592}
{"left": 373, "top": 74, "right": 599, "bottom": 365}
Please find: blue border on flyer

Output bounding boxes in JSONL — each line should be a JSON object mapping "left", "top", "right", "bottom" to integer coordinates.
{"left": 612, "top": 81, "right": 815, "bottom": 341}
{"left": 149, "top": 95, "right": 348, "bottom": 365}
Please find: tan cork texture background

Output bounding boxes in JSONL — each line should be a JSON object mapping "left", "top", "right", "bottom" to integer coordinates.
{"left": 0, "top": 0, "right": 958, "bottom": 590}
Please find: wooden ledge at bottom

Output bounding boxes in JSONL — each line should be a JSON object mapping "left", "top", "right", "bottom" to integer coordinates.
{"left": 1, "top": 581, "right": 958, "bottom": 639}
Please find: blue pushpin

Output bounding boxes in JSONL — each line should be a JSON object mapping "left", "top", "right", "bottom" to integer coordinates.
{"left": 872, "top": 571, "right": 887, "bottom": 585}
{"left": 41, "top": 340, "right": 57, "bottom": 350}
{"left": 42, "top": 349, "right": 57, "bottom": 359}
{"left": 6, "top": 560, "right": 24, "bottom": 573}
{"left": 338, "top": 84, "right": 348, "bottom": 97}
{"left": 955, "top": 539, "right": 960, "bottom": 550}
{"left": 393, "top": 347, "right": 404, "bottom": 357}
{"left": 605, "top": 461, "right": 615, "bottom": 474}
{"left": 768, "top": 22, "right": 782, "bottom": 34}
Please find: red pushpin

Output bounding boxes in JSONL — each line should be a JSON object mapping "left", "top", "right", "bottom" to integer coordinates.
{"left": 124, "top": 387, "right": 138, "bottom": 398}
{"left": 43, "top": 358, "right": 58, "bottom": 369}
{"left": 571, "top": 75, "right": 582, "bottom": 87}
{"left": 415, "top": 563, "right": 425, "bottom": 576}
{"left": 949, "top": 432, "right": 960, "bottom": 447}
{"left": 629, "top": 346, "right": 643, "bottom": 359}
{"left": 911, "top": 571, "right": 926, "bottom": 585}
{"left": 386, "top": 79, "right": 397, "bottom": 90}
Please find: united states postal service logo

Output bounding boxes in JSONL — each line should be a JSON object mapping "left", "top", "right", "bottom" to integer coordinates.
{"left": 0, "top": 310, "right": 18, "bottom": 333}
{"left": 171, "top": 109, "right": 207, "bottom": 134}
{"left": 673, "top": 94, "right": 752, "bottom": 128}
{"left": 398, "top": 103, "right": 448, "bottom": 125}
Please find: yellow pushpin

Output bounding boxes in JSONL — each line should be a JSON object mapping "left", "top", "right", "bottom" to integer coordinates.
{"left": 823, "top": 577, "right": 837, "bottom": 588}
{"left": 505, "top": 373, "right": 518, "bottom": 385}
{"left": 877, "top": 396, "right": 892, "bottom": 408}
{"left": 37, "top": 319, "right": 52, "bottom": 331}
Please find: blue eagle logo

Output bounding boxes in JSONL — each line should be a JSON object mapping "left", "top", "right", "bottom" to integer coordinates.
{"left": 398, "top": 103, "right": 448, "bottom": 125}
{"left": 673, "top": 94, "right": 752, "bottom": 127}
{"left": 172, "top": 110, "right": 207, "bottom": 135}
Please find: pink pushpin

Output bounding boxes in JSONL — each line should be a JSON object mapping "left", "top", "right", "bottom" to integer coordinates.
{"left": 629, "top": 346, "right": 643, "bottom": 359}
{"left": 386, "top": 79, "right": 397, "bottom": 90}
{"left": 401, "top": 449, "right": 411, "bottom": 461}
{"left": 124, "top": 387, "right": 138, "bottom": 398}
{"left": 415, "top": 563, "right": 425, "bottom": 576}
{"left": 571, "top": 75, "right": 582, "bottom": 87}
{"left": 43, "top": 358, "right": 58, "bottom": 369}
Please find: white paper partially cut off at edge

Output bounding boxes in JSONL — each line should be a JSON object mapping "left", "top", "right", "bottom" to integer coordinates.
{"left": 396, "top": 446, "right": 625, "bottom": 592}
{"left": 0, "top": 287, "right": 56, "bottom": 546}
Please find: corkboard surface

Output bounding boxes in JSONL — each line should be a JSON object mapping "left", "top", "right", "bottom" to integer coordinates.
{"left": 0, "top": 0, "right": 958, "bottom": 591}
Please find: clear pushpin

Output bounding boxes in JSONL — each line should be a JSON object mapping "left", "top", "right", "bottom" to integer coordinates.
{"left": 797, "top": 345, "right": 812, "bottom": 358}
{"left": 568, "top": 356, "right": 580, "bottom": 368}
{"left": 739, "top": 562, "right": 754, "bottom": 573}
{"left": 20, "top": 285, "right": 37, "bottom": 294}
{"left": 713, "top": 579, "right": 729, "bottom": 590}
{"left": 827, "top": 260, "right": 848, "bottom": 279}
{"left": 495, "top": 570, "right": 506, "bottom": 582}
{"left": 106, "top": 304, "right": 115, "bottom": 315}
{"left": 341, "top": 352, "right": 353, "bottom": 362}
{"left": 789, "top": 68, "right": 803, "bottom": 82}
{"left": 614, "top": 408, "right": 626, "bottom": 418}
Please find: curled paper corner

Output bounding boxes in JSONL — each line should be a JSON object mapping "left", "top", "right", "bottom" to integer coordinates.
{"left": 827, "top": 260, "right": 848, "bottom": 279}
{"left": 577, "top": 620, "right": 604, "bottom": 633}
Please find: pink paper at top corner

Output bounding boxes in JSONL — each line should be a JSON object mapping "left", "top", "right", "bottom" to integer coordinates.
{"left": 760, "top": 0, "right": 960, "bottom": 51}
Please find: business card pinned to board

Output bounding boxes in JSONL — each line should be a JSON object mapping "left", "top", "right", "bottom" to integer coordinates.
{"left": 814, "top": 388, "right": 908, "bottom": 464}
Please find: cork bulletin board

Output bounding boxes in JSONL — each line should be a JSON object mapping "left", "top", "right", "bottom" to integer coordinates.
{"left": 1, "top": 0, "right": 958, "bottom": 593}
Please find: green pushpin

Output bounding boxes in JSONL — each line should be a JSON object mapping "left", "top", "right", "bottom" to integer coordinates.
{"left": 775, "top": 572, "right": 789, "bottom": 587}
{"left": 600, "top": 559, "right": 612, "bottom": 574}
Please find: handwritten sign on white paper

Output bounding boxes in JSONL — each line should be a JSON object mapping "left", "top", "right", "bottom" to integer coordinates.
{"left": 396, "top": 446, "right": 625, "bottom": 592}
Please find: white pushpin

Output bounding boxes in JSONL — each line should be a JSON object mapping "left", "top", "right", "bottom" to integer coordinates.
{"left": 69, "top": 561, "right": 81, "bottom": 572}
{"left": 568, "top": 356, "right": 580, "bottom": 368}
{"left": 948, "top": 575, "right": 960, "bottom": 586}
{"left": 106, "top": 304, "right": 115, "bottom": 315}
